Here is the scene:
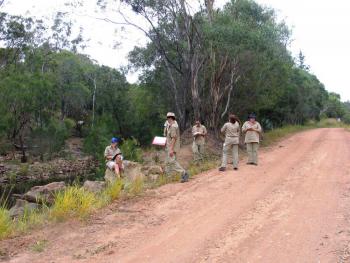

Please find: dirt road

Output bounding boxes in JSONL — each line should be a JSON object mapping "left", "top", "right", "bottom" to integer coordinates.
{"left": 3, "top": 128, "right": 350, "bottom": 263}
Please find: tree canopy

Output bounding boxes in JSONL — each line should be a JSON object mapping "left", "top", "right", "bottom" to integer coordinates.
{"left": 0, "top": 0, "right": 349, "bottom": 163}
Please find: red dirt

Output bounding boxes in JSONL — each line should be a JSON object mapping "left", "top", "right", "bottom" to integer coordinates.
{"left": 2, "top": 128, "right": 350, "bottom": 263}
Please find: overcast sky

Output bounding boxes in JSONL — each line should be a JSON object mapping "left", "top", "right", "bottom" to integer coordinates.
{"left": 2, "top": 0, "right": 350, "bottom": 101}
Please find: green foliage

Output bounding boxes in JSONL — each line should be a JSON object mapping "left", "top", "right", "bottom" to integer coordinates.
{"left": 120, "top": 138, "right": 143, "bottom": 162}
{"left": 83, "top": 120, "right": 110, "bottom": 178}
{"left": 0, "top": 138, "right": 11, "bottom": 156}
{"left": 18, "top": 163, "right": 30, "bottom": 177}
{"left": 342, "top": 113, "right": 350, "bottom": 124}
{"left": 1, "top": 1, "right": 348, "bottom": 168}
{"left": 83, "top": 125, "right": 110, "bottom": 160}
{"left": 29, "top": 118, "right": 71, "bottom": 160}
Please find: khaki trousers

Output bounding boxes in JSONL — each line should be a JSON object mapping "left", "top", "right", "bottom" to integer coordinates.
{"left": 246, "top": 142, "right": 259, "bottom": 164}
{"left": 221, "top": 142, "right": 239, "bottom": 168}
{"left": 165, "top": 150, "right": 185, "bottom": 175}
{"left": 192, "top": 142, "right": 205, "bottom": 161}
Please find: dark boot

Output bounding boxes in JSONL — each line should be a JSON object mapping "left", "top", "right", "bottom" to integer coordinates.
{"left": 181, "top": 171, "right": 189, "bottom": 183}
{"left": 219, "top": 167, "right": 226, "bottom": 172}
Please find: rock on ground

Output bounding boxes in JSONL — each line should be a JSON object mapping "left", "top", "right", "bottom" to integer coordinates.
{"left": 104, "top": 161, "right": 163, "bottom": 183}
{"left": 83, "top": 180, "right": 106, "bottom": 193}
{"left": 23, "top": 181, "right": 66, "bottom": 204}
{"left": 9, "top": 199, "right": 38, "bottom": 218}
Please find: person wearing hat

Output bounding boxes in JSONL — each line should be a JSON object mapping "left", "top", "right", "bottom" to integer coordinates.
{"left": 163, "top": 119, "right": 179, "bottom": 137}
{"left": 192, "top": 120, "right": 207, "bottom": 161}
{"left": 165, "top": 112, "right": 189, "bottom": 183}
{"left": 242, "top": 113, "right": 262, "bottom": 165}
{"left": 219, "top": 114, "right": 241, "bottom": 171}
{"left": 104, "top": 137, "right": 123, "bottom": 178}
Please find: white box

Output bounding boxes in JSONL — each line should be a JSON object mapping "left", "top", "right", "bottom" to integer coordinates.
{"left": 152, "top": 136, "right": 167, "bottom": 146}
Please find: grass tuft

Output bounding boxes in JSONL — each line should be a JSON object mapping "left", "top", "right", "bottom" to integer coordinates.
{"left": 0, "top": 207, "right": 12, "bottom": 239}
{"left": 188, "top": 159, "right": 218, "bottom": 177}
{"left": 99, "top": 180, "right": 123, "bottom": 206}
{"left": 16, "top": 207, "right": 47, "bottom": 233}
{"left": 50, "top": 186, "right": 97, "bottom": 221}
{"left": 30, "top": 240, "right": 48, "bottom": 253}
{"left": 127, "top": 176, "right": 144, "bottom": 196}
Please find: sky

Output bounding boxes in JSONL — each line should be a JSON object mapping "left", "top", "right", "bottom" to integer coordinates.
{"left": 2, "top": 0, "right": 350, "bottom": 101}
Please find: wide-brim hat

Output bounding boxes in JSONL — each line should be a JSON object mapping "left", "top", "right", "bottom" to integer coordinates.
{"left": 248, "top": 113, "right": 256, "bottom": 119}
{"left": 166, "top": 112, "right": 176, "bottom": 118}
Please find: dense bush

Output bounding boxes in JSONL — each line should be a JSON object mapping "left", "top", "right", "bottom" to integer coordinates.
{"left": 120, "top": 138, "right": 143, "bottom": 163}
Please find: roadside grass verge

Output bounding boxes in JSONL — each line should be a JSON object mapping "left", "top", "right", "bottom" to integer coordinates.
{"left": 261, "top": 118, "right": 350, "bottom": 147}
{"left": 260, "top": 125, "right": 310, "bottom": 147}
{"left": 0, "top": 179, "right": 125, "bottom": 239}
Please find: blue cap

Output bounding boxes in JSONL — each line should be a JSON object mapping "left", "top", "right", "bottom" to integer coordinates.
{"left": 111, "top": 137, "right": 119, "bottom": 143}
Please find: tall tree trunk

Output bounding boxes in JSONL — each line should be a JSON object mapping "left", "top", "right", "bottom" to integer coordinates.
{"left": 92, "top": 77, "right": 97, "bottom": 128}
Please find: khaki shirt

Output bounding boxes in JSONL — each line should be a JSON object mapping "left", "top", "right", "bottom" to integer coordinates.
{"left": 242, "top": 121, "right": 262, "bottom": 143}
{"left": 166, "top": 122, "right": 181, "bottom": 153}
{"left": 221, "top": 122, "right": 240, "bottom": 144}
{"left": 192, "top": 125, "right": 207, "bottom": 145}
{"left": 104, "top": 145, "right": 122, "bottom": 162}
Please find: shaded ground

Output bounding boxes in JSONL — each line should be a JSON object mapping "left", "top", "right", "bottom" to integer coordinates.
{"left": 1, "top": 128, "right": 350, "bottom": 263}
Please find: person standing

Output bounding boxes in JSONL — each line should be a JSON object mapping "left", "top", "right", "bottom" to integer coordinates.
{"left": 242, "top": 113, "right": 262, "bottom": 165}
{"left": 192, "top": 120, "right": 207, "bottom": 161}
{"left": 104, "top": 137, "right": 123, "bottom": 178}
{"left": 219, "top": 114, "right": 241, "bottom": 171}
{"left": 165, "top": 112, "right": 189, "bottom": 183}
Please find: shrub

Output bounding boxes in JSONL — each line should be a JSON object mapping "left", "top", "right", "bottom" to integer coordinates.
{"left": 83, "top": 125, "right": 110, "bottom": 179}
{"left": 29, "top": 118, "right": 70, "bottom": 160}
{"left": 120, "top": 138, "right": 143, "bottom": 163}
{"left": 63, "top": 118, "right": 75, "bottom": 135}
{"left": 18, "top": 163, "right": 30, "bottom": 177}
{"left": 342, "top": 113, "right": 350, "bottom": 125}
{"left": 0, "top": 138, "right": 11, "bottom": 156}
{"left": 50, "top": 186, "right": 97, "bottom": 221}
